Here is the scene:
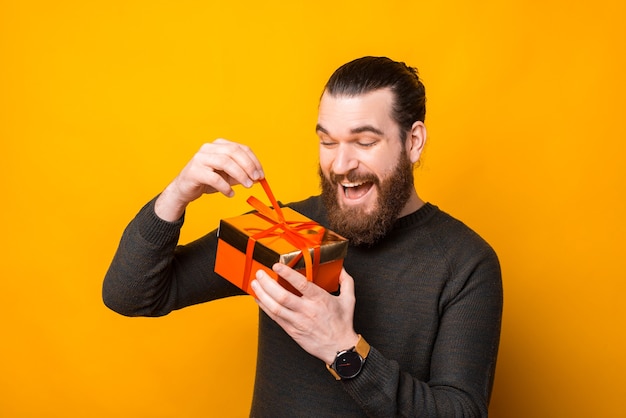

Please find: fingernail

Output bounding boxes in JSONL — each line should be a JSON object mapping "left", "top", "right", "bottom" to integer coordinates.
{"left": 245, "top": 179, "right": 253, "bottom": 188}
{"left": 255, "top": 170, "right": 264, "bottom": 180}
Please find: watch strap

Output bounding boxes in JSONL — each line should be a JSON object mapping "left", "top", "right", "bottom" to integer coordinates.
{"left": 354, "top": 334, "right": 371, "bottom": 359}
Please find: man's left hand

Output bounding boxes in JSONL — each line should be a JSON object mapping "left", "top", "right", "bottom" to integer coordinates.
{"left": 251, "top": 264, "right": 359, "bottom": 365}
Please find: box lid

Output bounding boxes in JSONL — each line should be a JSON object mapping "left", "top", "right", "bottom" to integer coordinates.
{"left": 217, "top": 207, "right": 348, "bottom": 270}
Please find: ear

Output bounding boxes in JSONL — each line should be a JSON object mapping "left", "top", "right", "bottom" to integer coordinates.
{"left": 406, "top": 121, "right": 427, "bottom": 164}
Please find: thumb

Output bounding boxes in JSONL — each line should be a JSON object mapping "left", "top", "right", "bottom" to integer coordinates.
{"left": 337, "top": 268, "right": 355, "bottom": 298}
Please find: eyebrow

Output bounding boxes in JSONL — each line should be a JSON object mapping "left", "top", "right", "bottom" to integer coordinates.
{"left": 315, "top": 123, "right": 385, "bottom": 136}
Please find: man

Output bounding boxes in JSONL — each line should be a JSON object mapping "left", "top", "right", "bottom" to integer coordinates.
{"left": 103, "top": 56, "right": 503, "bottom": 417}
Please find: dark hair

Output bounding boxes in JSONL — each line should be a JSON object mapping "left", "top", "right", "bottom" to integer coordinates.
{"left": 324, "top": 56, "right": 426, "bottom": 140}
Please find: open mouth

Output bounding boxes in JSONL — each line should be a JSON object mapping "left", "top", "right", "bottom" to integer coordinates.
{"left": 341, "top": 181, "right": 374, "bottom": 200}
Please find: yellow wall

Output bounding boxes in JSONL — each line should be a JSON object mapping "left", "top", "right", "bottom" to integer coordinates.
{"left": 1, "top": 1, "right": 625, "bottom": 417}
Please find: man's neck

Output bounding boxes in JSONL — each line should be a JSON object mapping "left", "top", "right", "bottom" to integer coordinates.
{"left": 398, "top": 191, "right": 425, "bottom": 218}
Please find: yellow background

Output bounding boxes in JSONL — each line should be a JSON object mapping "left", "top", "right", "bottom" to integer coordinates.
{"left": 1, "top": 1, "right": 625, "bottom": 417}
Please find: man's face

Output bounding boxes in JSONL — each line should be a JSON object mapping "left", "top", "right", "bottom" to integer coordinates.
{"left": 316, "top": 88, "right": 416, "bottom": 246}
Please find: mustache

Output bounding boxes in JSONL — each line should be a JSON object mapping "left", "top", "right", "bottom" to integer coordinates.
{"left": 328, "top": 170, "right": 379, "bottom": 186}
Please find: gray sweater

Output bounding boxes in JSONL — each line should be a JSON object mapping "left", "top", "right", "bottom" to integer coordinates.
{"left": 103, "top": 195, "right": 502, "bottom": 417}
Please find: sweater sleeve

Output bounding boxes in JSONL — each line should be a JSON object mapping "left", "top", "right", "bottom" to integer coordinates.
{"left": 102, "top": 196, "right": 245, "bottom": 317}
{"left": 342, "top": 245, "right": 503, "bottom": 417}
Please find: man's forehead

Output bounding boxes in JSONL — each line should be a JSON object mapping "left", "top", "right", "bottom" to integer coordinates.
{"left": 317, "top": 89, "right": 395, "bottom": 134}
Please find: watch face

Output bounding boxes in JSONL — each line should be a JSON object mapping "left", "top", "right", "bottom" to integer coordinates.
{"left": 335, "top": 351, "right": 363, "bottom": 379}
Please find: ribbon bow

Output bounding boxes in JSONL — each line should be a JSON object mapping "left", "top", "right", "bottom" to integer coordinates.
{"left": 241, "top": 178, "right": 325, "bottom": 292}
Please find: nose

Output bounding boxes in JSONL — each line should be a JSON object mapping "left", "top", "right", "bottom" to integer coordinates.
{"left": 331, "top": 144, "right": 358, "bottom": 175}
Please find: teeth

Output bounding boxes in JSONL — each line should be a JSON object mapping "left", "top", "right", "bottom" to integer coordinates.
{"left": 341, "top": 182, "right": 364, "bottom": 188}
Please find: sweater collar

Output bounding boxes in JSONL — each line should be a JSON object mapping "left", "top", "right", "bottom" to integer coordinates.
{"left": 392, "top": 202, "right": 438, "bottom": 230}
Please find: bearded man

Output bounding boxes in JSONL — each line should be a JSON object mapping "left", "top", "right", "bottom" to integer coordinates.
{"left": 103, "top": 56, "right": 503, "bottom": 417}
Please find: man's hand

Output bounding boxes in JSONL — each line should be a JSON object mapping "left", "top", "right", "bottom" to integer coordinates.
{"left": 155, "top": 139, "right": 264, "bottom": 221}
{"left": 251, "top": 264, "right": 359, "bottom": 365}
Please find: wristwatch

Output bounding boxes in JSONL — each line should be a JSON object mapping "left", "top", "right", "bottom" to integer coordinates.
{"left": 326, "top": 334, "right": 370, "bottom": 380}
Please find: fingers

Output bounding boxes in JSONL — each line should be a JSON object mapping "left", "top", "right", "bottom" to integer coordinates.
{"left": 211, "top": 139, "right": 264, "bottom": 184}
{"left": 197, "top": 139, "right": 264, "bottom": 196}
{"left": 272, "top": 263, "right": 315, "bottom": 296}
{"left": 251, "top": 269, "right": 301, "bottom": 324}
{"left": 175, "top": 139, "right": 264, "bottom": 199}
{"left": 252, "top": 264, "right": 340, "bottom": 323}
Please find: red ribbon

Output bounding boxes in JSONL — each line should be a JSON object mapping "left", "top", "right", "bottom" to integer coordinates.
{"left": 241, "top": 178, "right": 324, "bottom": 292}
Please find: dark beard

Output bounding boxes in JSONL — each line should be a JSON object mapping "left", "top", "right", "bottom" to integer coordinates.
{"left": 319, "top": 150, "right": 414, "bottom": 247}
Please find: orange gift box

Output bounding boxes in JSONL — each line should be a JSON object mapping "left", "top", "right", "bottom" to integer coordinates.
{"left": 214, "top": 179, "right": 348, "bottom": 297}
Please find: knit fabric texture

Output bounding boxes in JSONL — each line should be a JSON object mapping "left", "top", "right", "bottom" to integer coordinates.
{"left": 103, "top": 195, "right": 502, "bottom": 417}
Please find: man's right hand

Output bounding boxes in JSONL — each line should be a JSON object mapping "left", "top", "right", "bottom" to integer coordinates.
{"left": 154, "top": 139, "right": 265, "bottom": 222}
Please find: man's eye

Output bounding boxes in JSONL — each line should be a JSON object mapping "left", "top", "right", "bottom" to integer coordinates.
{"left": 358, "top": 141, "right": 377, "bottom": 148}
{"left": 320, "top": 141, "right": 337, "bottom": 147}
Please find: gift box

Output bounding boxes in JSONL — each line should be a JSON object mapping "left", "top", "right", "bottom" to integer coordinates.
{"left": 214, "top": 179, "right": 348, "bottom": 297}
